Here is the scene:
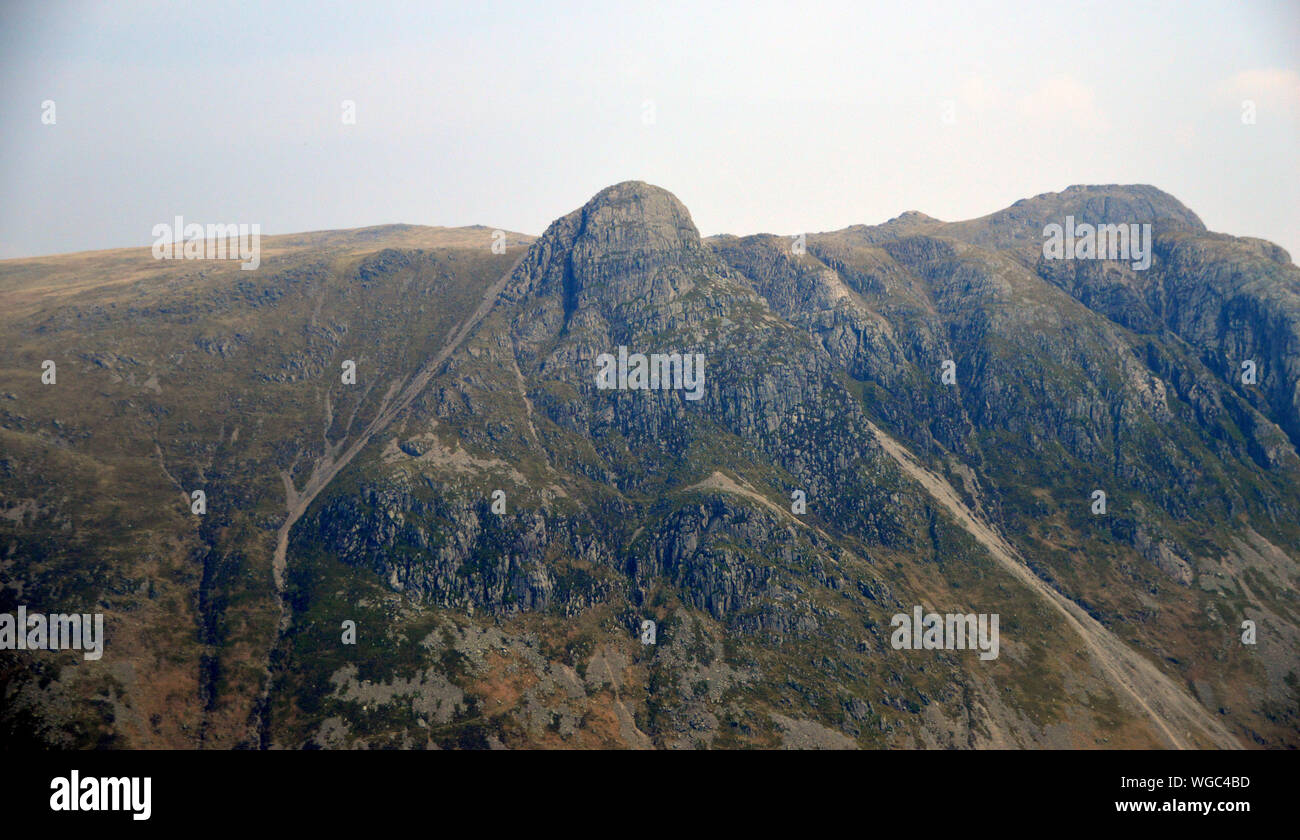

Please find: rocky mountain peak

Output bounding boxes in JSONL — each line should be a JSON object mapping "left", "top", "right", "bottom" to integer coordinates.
{"left": 570, "top": 180, "right": 701, "bottom": 254}
{"left": 506, "top": 182, "right": 715, "bottom": 328}
{"left": 891, "top": 210, "right": 940, "bottom": 223}
{"left": 1035, "top": 184, "right": 1204, "bottom": 227}
{"left": 945, "top": 183, "right": 1207, "bottom": 250}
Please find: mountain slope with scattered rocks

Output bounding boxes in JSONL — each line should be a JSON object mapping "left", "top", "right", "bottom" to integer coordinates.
{"left": 3, "top": 184, "right": 1296, "bottom": 749}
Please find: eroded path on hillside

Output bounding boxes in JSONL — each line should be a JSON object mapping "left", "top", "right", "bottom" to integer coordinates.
{"left": 247, "top": 253, "right": 526, "bottom": 745}
{"left": 865, "top": 421, "right": 1241, "bottom": 750}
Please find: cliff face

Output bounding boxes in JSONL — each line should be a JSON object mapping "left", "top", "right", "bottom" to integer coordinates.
{"left": 3, "top": 184, "right": 1297, "bottom": 749}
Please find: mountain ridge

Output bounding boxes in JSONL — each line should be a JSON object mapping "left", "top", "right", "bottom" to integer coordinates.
{"left": 2, "top": 181, "right": 1297, "bottom": 749}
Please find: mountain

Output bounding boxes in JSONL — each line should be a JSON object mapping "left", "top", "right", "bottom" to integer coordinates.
{"left": 2, "top": 184, "right": 1296, "bottom": 749}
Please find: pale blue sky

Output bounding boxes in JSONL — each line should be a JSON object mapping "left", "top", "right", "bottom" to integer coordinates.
{"left": 2, "top": 0, "right": 1297, "bottom": 258}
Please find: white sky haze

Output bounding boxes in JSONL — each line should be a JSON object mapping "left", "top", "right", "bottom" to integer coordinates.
{"left": 1, "top": 0, "right": 1297, "bottom": 257}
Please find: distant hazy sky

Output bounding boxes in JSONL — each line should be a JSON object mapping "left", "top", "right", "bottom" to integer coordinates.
{"left": 2, "top": 0, "right": 1297, "bottom": 258}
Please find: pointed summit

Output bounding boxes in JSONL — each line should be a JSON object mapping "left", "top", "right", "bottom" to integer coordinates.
{"left": 570, "top": 181, "right": 701, "bottom": 255}
{"left": 506, "top": 182, "right": 711, "bottom": 313}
